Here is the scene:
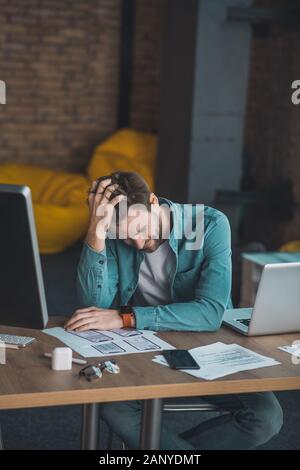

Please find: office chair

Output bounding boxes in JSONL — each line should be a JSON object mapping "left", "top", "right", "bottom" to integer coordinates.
{"left": 0, "top": 425, "right": 4, "bottom": 450}
{"left": 105, "top": 399, "right": 222, "bottom": 450}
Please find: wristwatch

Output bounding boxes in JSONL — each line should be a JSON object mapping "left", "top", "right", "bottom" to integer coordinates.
{"left": 119, "top": 305, "right": 135, "bottom": 328}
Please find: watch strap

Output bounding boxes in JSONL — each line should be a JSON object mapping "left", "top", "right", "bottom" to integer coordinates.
{"left": 119, "top": 306, "right": 135, "bottom": 328}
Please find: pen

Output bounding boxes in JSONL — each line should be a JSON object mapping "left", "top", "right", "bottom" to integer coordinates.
{"left": 0, "top": 343, "right": 19, "bottom": 350}
{"left": 43, "top": 352, "right": 87, "bottom": 365}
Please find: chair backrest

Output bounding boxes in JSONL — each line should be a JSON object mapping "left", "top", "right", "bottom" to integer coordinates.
{"left": 0, "top": 424, "right": 4, "bottom": 450}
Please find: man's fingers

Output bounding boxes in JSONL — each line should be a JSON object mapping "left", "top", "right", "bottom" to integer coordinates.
{"left": 64, "top": 310, "right": 97, "bottom": 328}
{"left": 110, "top": 194, "right": 126, "bottom": 207}
{"left": 65, "top": 313, "right": 94, "bottom": 327}
{"left": 74, "top": 306, "right": 97, "bottom": 313}
{"left": 87, "top": 180, "right": 99, "bottom": 207}
{"left": 66, "top": 312, "right": 95, "bottom": 325}
{"left": 89, "top": 181, "right": 98, "bottom": 195}
{"left": 88, "top": 178, "right": 112, "bottom": 208}
{"left": 65, "top": 316, "right": 96, "bottom": 331}
{"left": 95, "top": 183, "right": 118, "bottom": 205}
{"left": 96, "top": 178, "right": 113, "bottom": 194}
{"left": 75, "top": 322, "right": 105, "bottom": 332}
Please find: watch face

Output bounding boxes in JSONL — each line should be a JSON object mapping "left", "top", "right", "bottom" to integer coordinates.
{"left": 120, "top": 306, "right": 133, "bottom": 314}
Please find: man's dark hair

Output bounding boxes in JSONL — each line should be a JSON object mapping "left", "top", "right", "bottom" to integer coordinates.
{"left": 97, "top": 171, "right": 152, "bottom": 210}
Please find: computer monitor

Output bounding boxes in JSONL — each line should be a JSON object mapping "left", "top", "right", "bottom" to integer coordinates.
{"left": 0, "top": 184, "right": 48, "bottom": 329}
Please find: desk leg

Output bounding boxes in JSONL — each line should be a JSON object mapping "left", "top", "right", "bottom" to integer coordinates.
{"left": 81, "top": 403, "right": 100, "bottom": 450}
{"left": 139, "top": 398, "right": 163, "bottom": 450}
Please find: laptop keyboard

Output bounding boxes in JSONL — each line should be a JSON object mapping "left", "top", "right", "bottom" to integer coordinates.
{"left": 236, "top": 318, "right": 251, "bottom": 327}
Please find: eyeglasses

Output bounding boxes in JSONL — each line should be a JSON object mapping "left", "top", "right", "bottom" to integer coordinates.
{"left": 79, "top": 360, "right": 120, "bottom": 382}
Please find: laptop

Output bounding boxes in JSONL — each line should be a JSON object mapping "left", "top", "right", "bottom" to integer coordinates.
{"left": 223, "top": 262, "right": 300, "bottom": 336}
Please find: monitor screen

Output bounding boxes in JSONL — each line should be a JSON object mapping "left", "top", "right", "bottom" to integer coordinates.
{"left": 0, "top": 184, "right": 48, "bottom": 329}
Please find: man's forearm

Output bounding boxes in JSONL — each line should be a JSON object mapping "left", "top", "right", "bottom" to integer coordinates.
{"left": 84, "top": 224, "right": 105, "bottom": 253}
{"left": 133, "top": 297, "right": 228, "bottom": 332}
{"left": 77, "top": 243, "right": 114, "bottom": 309}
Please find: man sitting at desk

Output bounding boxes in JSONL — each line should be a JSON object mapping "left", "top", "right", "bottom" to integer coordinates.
{"left": 65, "top": 171, "right": 283, "bottom": 450}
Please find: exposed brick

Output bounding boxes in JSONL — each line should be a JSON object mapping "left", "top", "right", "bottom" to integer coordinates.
{"left": 130, "top": 0, "right": 162, "bottom": 133}
{"left": 5, "top": 0, "right": 299, "bottom": 251}
{"left": 243, "top": 0, "right": 300, "bottom": 248}
{"left": 0, "top": 0, "right": 121, "bottom": 172}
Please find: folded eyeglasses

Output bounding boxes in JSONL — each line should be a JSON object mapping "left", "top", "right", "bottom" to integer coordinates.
{"left": 79, "top": 360, "right": 120, "bottom": 381}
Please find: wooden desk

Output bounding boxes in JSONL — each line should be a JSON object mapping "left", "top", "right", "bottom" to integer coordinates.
{"left": 1, "top": 317, "right": 300, "bottom": 449}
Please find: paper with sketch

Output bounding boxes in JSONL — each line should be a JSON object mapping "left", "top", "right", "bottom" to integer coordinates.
{"left": 109, "top": 328, "right": 143, "bottom": 337}
{"left": 123, "top": 335, "right": 162, "bottom": 351}
{"left": 71, "top": 330, "right": 113, "bottom": 343}
{"left": 153, "top": 342, "right": 280, "bottom": 381}
{"left": 43, "top": 326, "right": 174, "bottom": 358}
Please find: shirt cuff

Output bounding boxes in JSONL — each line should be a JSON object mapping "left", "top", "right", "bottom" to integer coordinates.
{"left": 81, "top": 242, "right": 107, "bottom": 268}
{"left": 133, "top": 305, "right": 158, "bottom": 331}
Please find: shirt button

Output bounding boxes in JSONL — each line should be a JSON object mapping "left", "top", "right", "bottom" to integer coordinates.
{"left": 97, "top": 284, "right": 102, "bottom": 288}
{"left": 99, "top": 260, "right": 104, "bottom": 264}
{"left": 128, "top": 287, "right": 133, "bottom": 292}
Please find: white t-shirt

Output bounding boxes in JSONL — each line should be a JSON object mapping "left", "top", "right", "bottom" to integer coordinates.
{"left": 132, "top": 241, "right": 175, "bottom": 307}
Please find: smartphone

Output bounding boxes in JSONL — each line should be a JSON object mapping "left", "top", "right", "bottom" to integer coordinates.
{"left": 162, "top": 349, "right": 200, "bottom": 370}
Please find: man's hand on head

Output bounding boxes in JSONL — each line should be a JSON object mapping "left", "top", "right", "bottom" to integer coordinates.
{"left": 64, "top": 306, "right": 123, "bottom": 332}
{"left": 85, "top": 178, "right": 125, "bottom": 252}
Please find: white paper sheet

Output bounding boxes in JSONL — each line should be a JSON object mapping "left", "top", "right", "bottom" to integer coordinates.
{"left": 43, "top": 327, "right": 175, "bottom": 358}
{"left": 278, "top": 343, "right": 300, "bottom": 359}
{"left": 153, "top": 342, "right": 280, "bottom": 380}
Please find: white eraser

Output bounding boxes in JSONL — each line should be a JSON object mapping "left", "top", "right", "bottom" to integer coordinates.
{"left": 51, "top": 347, "right": 72, "bottom": 371}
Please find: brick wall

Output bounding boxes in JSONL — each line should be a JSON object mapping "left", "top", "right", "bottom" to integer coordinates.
{"left": 130, "top": 0, "right": 162, "bottom": 133}
{"left": 243, "top": 0, "right": 300, "bottom": 248}
{"left": 285, "top": 31, "right": 300, "bottom": 244}
{"left": 0, "top": 0, "right": 162, "bottom": 173}
{"left": 0, "top": 0, "right": 121, "bottom": 172}
{"left": 1, "top": 0, "right": 299, "bottom": 247}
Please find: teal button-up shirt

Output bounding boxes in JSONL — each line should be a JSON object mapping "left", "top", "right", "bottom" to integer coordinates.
{"left": 77, "top": 199, "right": 232, "bottom": 332}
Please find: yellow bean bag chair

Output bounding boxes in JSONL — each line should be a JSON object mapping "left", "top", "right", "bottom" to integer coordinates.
{"left": 87, "top": 128, "right": 157, "bottom": 190}
{"left": 279, "top": 241, "right": 300, "bottom": 253}
{"left": 0, "top": 129, "right": 157, "bottom": 254}
{"left": 0, "top": 163, "right": 90, "bottom": 254}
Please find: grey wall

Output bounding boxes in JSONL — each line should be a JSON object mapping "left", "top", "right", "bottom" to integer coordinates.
{"left": 188, "top": 0, "right": 253, "bottom": 205}
{"left": 156, "top": 0, "right": 199, "bottom": 202}
{"left": 156, "top": 0, "right": 253, "bottom": 241}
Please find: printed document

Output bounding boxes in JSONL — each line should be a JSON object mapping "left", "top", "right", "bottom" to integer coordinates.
{"left": 153, "top": 342, "right": 280, "bottom": 380}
